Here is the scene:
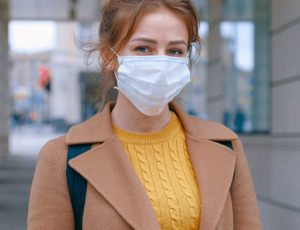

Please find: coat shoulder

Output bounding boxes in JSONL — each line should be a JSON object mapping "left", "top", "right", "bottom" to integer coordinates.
{"left": 38, "top": 135, "right": 68, "bottom": 169}
{"left": 170, "top": 103, "right": 238, "bottom": 141}
{"left": 181, "top": 113, "right": 238, "bottom": 141}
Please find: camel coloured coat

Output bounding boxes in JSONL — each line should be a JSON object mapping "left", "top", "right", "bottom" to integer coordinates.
{"left": 28, "top": 102, "right": 262, "bottom": 230}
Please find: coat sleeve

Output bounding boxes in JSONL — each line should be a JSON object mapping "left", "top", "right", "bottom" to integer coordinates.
{"left": 27, "top": 140, "right": 74, "bottom": 230}
{"left": 231, "top": 138, "right": 262, "bottom": 229}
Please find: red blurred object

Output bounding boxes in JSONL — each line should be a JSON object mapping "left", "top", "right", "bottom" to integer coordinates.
{"left": 29, "top": 111, "right": 38, "bottom": 121}
{"left": 37, "top": 66, "right": 51, "bottom": 89}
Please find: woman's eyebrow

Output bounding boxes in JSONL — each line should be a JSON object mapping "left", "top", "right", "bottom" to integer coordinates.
{"left": 130, "top": 37, "right": 187, "bottom": 45}
{"left": 168, "top": 40, "right": 187, "bottom": 45}
{"left": 131, "top": 37, "right": 157, "bottom": 43}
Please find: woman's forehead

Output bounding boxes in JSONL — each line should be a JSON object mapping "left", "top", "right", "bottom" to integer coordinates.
{"left": 129, "top": 7, "right": 189, "bottom": 43}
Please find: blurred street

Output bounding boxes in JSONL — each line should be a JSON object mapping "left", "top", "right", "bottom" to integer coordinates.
{"left": 0, "top": 126, "right": 62, "bottom": 230}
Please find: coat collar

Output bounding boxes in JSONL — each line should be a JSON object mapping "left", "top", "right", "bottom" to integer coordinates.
{"left": 66, "top": 102, "right": 238, "bottom": 230}
{"left": 66, "top": 102, "right": 237, "bottom": 145}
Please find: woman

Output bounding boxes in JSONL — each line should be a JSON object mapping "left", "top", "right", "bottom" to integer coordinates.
{"left": 28, "top": 0, "right": 262, "bottom": 229}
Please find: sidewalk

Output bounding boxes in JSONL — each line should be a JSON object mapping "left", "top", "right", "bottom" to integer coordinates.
{"left": 0, "top": 126, "right": 62, "bottom": 230}
{"left": 0, "top": 155, "right": 36, "bottom": 230}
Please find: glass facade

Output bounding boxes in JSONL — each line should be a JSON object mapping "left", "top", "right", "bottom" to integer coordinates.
{"left": 220, "top": 21, "right": 255, "bottom": 132}
{"left": 221, "top": 0, "right": 270, "bottom": 133}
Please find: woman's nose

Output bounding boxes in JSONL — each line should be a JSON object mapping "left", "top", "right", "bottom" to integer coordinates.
{"left": 156, "top": 48, "right": 166, "bottom": 56}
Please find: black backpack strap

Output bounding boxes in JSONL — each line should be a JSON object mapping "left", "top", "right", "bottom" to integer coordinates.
{"left": 213, "top": 140, "right": 233, "bottom": 150}
{"left": 66, "top": 144, "right": 91, "bottom": 230}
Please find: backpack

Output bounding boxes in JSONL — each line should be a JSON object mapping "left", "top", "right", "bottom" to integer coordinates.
{"left": 66, "top": 144, "right": 91, "bottom": 230}
{"left": 66, "top": 141, "right": 232, "bottom": 230}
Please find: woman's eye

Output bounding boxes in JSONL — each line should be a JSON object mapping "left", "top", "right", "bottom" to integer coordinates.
{"left": 136, "top": 46, "right": 149, "bottom": 53}
{"left": 168, "top": 49, "right": 183, "bottom": 56}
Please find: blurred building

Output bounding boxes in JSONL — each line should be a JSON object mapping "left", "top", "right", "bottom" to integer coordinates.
{"left": 10, "top": 51, "right": 52, "bottom": 129}
{"left": 0, "top": 0, "right": 300, "bottom": 229}
{"left": 9, "top": 21, "right": 102, "bottom": 132}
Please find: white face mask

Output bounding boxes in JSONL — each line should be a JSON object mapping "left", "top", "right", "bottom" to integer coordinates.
{"left": 113, "top": 54, "right": 191, "bottom": 116}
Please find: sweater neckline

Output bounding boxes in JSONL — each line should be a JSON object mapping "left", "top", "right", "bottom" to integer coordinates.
{"left": 112, "top": 112, "right": 183, "bottom": 144}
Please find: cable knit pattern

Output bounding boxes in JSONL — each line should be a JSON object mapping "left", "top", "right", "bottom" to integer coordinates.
{"left": 112, "top": 112, "right": 201, "bottom": 230}
{"left": 154, "top": 143, "right": 180, "bottom": 229}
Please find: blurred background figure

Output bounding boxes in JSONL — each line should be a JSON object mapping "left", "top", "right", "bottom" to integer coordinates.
{"left": 234, "top": 105, "right": 246, "bottom": 133}
{"left": 0, "top": 0, "right": 300, "bottom": 229}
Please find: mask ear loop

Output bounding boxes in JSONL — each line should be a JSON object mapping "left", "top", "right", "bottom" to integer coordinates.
{"left": 110, "top": 48, "right": 120, "bottom": 90}
{"left": 110, "top": 48, "right": 119, "bottom": 57}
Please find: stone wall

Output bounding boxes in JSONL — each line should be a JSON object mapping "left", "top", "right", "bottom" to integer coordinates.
{"left": 271, "top": 0, "right": 300, "bottom": 135}
{"left": 241, "top": 135, "right": 300, "bottom": 229}
{"left": 206, "top": 0, "right": 300, "bottom": 229}
{"left": 250, "top": 0, "right": 300, "bottom": 228}
{"left": 0, "top": 0, "right": 9, "bottom": 159}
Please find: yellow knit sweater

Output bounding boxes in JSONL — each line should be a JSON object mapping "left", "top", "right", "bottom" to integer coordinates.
{"left": 112, "top": 112, "right": 201, "bottom": 230}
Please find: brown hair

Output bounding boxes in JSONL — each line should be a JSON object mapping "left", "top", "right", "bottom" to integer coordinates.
{"left": 88, "top": 0, "right": 201, "bottom": 110}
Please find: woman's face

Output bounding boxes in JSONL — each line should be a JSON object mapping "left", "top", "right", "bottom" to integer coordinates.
{"left": 118, "top": 7, "right": 189, "bottom": 58}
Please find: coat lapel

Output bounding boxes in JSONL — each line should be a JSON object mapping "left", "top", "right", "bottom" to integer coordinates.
{"left": 173, "top": 103, "right": 237, "bottom": 230}
{"left": 68, "top": 135, "right": 161, "bottom": 230}
{"left": 66, "top": 102, "right": 238, "bottom": 230}
{"left": 186, "top": 137, "right": 236, "bottom": 230}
